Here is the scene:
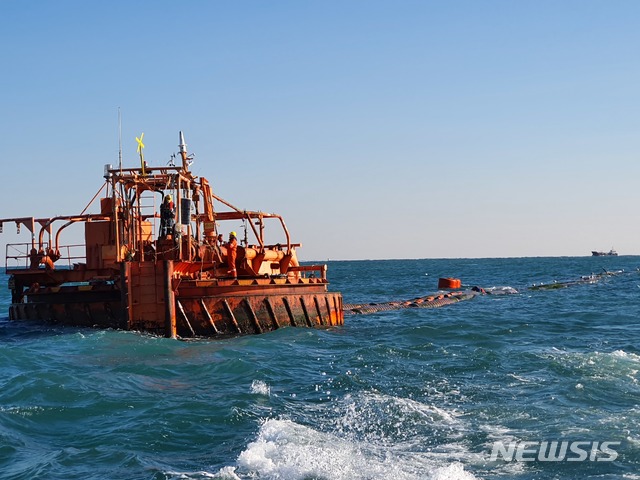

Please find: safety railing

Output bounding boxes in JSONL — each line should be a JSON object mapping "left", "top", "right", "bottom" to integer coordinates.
{"left": 4, "top": 243, "right": 86, "bottom": 271}
{"left": 288, "top": 264, "right": 328, "bottom": 280}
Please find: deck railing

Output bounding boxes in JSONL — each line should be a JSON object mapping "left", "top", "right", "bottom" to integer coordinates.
{"left": 4, "top": 243, "right": 86, "bottom": 271}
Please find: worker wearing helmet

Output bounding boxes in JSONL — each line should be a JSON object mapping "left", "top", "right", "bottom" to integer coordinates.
{"left": 227, "top": 231, "right": 238, "bottom": 278}
{"left": 159, "top": 194, "right": 175, "bottom": 238}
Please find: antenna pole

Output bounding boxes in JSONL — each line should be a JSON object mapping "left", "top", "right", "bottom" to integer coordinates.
{"left": 179, "top": 131, "right": 189, "bottom": 171}
{"left": 118, "top": 107, "right": 123, "bottom": 172}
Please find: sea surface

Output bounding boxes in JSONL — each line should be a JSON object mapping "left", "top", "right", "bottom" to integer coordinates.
{"left": 1, "top": 256, "right": 639, "bottom": 480}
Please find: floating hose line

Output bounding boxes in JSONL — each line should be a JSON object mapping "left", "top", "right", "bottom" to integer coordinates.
{"left": 343, "top": 268, "right": 637, "bottom": 316}
{"left": 528, "top": 268, "right": 627, "bottom": 290}
{"left": 343, "top": 291, "right": 479, "bottom": 315}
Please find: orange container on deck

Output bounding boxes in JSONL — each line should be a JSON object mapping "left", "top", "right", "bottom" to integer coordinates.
{"left": 438, "top": 277, "right": 461, "bottom": 289}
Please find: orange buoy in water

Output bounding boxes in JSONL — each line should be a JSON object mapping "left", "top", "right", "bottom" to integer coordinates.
{"left": 438, "top": 277, "right": 461, "bottom": 289}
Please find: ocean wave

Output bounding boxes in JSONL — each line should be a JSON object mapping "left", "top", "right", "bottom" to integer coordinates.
{"left": 250, "top": 380, "right": 271, "bottom": 397}
{"left": 331, "top": 391, "right": 465, "bottom": 444}
{"left": 227, "top": 418, "right": 478, "bottom": 480}
{"left": 217, "top": 387, "right": 484, "bottom": 479}
{"left": 540, "top": 348, "right": 640, "bottom": 383}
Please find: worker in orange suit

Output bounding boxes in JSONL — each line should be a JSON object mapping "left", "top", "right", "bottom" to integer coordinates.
{"left": 227, "top": 231, "right": 238, "bottom": 278}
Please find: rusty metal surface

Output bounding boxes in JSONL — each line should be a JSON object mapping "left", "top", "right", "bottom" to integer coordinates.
{"left": 10, "top": 287, "right": 123, "bottom": 328}
{"left": 9, "top": 286, "right": 343, "bottom": 338}
{"left": 175, "top": 291, "right": 343, "bottom": 337}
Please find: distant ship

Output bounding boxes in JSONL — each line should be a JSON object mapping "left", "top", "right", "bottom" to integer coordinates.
{"left": 591, "top": 249, "right": 618, "bottom": 256}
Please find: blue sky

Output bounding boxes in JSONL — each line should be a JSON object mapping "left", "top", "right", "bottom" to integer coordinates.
{"left": 1, "top": 1, "right": 639, "bottom": 260}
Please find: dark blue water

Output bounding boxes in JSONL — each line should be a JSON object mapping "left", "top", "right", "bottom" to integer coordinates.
{"left": 1, "top": 257, "right": 639, "bottom": 479}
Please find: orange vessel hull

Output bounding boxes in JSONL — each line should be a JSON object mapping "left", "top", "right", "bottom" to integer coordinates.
{"left": 9, "top": 280, "right": 343, "bottom": 338}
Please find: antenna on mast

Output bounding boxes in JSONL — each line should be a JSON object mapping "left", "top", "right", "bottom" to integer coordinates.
{"left": 118, "top": 107, "right": 123, "bottom": 172}
{"left": 178, "top": 131, "right": 194, "bottom": 171}
{"left": 179, "top": 131, "right": 188, "bottom": 171}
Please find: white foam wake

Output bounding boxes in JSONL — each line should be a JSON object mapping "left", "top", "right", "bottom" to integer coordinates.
{"left": 227, "top": 418, "right": 479, "bottom": 480}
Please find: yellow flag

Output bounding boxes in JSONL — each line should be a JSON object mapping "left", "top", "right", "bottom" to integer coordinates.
{"left": 136, "top": 133, "right": 145, "bottom": 175}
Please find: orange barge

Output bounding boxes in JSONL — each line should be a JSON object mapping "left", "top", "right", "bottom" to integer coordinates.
{"left": 1, "top": 132, "right": 343, "bottom": 338}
